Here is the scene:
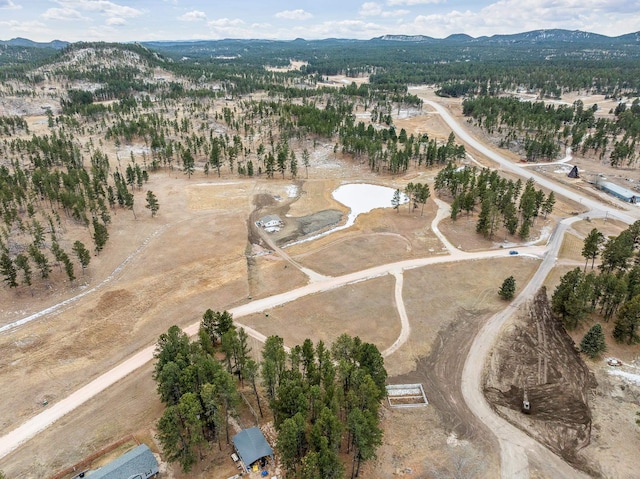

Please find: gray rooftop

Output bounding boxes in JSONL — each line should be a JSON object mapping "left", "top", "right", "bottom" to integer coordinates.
{"left": 88, "top": 444, "right": 158, "bottom": 479}
{"left": 232, "top": 427, "right": 274, "bottom": 467}
{"left": 260, "top": 214, "right": 282, "bottom": 224}
{"left": 599, "top": 181, "right": 637, "bottom": 199}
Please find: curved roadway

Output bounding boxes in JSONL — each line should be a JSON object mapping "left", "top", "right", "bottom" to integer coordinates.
{"left": 423, "top": 100, "right": 637, "bottom": 226}
{"left": 423, "top": 100, "right": 637, "bottom": 479}
{"left": 0, "top": 245, "right": 538, "bottom": 460}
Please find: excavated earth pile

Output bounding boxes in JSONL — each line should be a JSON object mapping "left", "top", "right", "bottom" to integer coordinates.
{"left": 484, "top": 287, "right": 597, "bottom": 466}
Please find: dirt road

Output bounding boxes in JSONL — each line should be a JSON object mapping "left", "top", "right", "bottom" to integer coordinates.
{"left": 0, "top": 244, "right": 539, "bottom": 460}
{"left": 3, "top": 96, "right": 634, "bottom": 477}
{"left": 422, "top": 99, "right": 639, "bottom": 226}
{"left": 423, "top": 100, "right": 605, "bottom": 478}
{"left": 462, "top": 217, "right": 592, "bottom": 479}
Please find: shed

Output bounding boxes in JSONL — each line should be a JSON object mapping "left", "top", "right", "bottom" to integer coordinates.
{"left": 597, "top": 181, "right": 638, "bottom": 203}
{"left": 258, "top": 215, "right": 282, "bottom": 228}
{"left": 88, "top": 444, "right": 158, "bottom": 479}
{"left": 567, "top": 165, "right": 579, "bottom": 178}
{"left": 232, "top": 427, "right": 274, "bottom": 467}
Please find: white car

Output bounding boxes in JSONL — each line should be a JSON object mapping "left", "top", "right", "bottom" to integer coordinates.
{"left": 607, "top": 358, "right": 622, "bottom": 367}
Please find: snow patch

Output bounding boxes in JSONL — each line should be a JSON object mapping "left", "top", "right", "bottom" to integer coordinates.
{"left": 607, "top": 369, "right": 640, "bottom": 386}
{"left": 286, "top": 185, "right": 298, "bottom": 198}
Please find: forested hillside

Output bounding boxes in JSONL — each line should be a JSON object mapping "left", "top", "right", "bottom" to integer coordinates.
{"left": 2, "top": 30, "right": 636, "bottom": 294}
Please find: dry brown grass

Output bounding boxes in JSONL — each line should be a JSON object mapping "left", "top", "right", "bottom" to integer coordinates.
{"left": 241, "top": 275, "right": 400, "bottom": 350}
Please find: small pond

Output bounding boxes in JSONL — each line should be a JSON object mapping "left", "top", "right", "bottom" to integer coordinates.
{"left": 286, "top": 183, "right": 407, "bottom": 247}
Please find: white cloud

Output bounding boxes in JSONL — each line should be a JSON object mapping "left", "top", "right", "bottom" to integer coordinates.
{"left": 360, "top": 2, "right": 383, "bottom": 16}
{"left": 105, "top": 16, "right": 126, "bottom": 26}
{"left": 387, "top": 0, "right": 444, "bottom": 5}
{"left": 43, "top": 7, "right": 89, "bottom": 21}
{"left": 0, "top": 0, "right": 21, "bottom": 9}
{"left": 55, "top": 0, "right": 143, "bottom": 19}
{"left": 284, "top": 19, "right": 389, "bottom": 39}
{"left": 360, "top": 2, "right": 408, "bottom": 18}
{"left": 0, "top": 19, "right": 51, "bottom": 35}
{"left": 178, "top": 10, "right": 207, "bottom": 22}
{"left": 372, "top": 1, "right": 640, "bottom": 39}
{"left": 207, "top": 18, "right": 244, "bottom": 27}
{"left": 275, "top": 9, "right": 313, "bottom": 21}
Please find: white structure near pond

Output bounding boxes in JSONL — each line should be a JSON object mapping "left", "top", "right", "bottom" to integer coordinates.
{"left": 257, "top": 214, "right": 283, "bottom": 233}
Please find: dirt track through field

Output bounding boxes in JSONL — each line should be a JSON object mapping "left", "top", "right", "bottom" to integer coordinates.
{"left": 0, "top": 225, "right": 170, "bottom": 333}
{"left": 0, "top": 242, "right": 541, "bottom": 460}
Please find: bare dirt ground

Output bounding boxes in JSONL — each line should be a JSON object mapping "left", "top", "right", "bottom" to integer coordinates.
{"left": 362, "top": 257, "right": 539, "bottom": 478}
{"left": 484, "top": 289, "right": 597, "bottom": 475}
{"left": 241, "top": 275, "right": 400, "bottom": 349}
{"left": 423, "top": 89, "right": 640, "bottom": 479}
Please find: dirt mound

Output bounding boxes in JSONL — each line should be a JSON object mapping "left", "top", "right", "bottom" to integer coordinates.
{"left": 296, "top": 210, "right": 343, "bottom": 236}
{"left": 484, "top": 287, "right": 597, "bottom": 466}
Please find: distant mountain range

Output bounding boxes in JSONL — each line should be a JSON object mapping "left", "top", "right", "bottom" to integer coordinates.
{"left": 0, "top": 37, "right": 69, "bottom": 49}
{"left": 376, "top": 29, "right": 640, "bottom": 45}
{"left": 2, "top": 29, "right": 639, "bottom": 50}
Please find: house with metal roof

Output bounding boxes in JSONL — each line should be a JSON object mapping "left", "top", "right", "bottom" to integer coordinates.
{"left": 88, "top": 444, "right": 158, "bottom": 479}
{"left": 232, "top": 427, "right": 274, "bottom": 468}
{"left": 597, "top": 181, "right": 639, "bottom": 203}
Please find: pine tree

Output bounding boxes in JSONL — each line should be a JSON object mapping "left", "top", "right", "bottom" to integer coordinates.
{"left": 391, "top": 189, "right": 400, "bottom": 212}
{"left": 290, "top": 151, "right": 298, "bottom": 179}
{"left": 498, "top": 276, "right": 516, "bottom": 300}
{"left": 92, "top": 217, "right": 109, "bottom": 253}
{"left": 72, "top": 240, "right": 91, "bottom": 274}
{"left": 0, "top": 253, "right": 18, "bottom": 288}
{"left": 302, "top": 148, "right": 311, "bottom": 178}
{"left": 15, "top": 254, "right": 32, "bottom": 288}
{"left": 182, "top": 149, "right": 195, "bottom": 178}
{"left": 580, "top": 323, "right": 606, "bottom": 358}
{"left": 145, "top": 190, "right": 160, "bottom": 217}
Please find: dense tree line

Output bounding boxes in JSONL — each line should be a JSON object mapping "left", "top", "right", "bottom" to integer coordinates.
{"left": 340, "top": 123, "right": 465, "bottom": 174}
{"left": 463, "top": 96, "right": 640, "bottom": 167}
{"left": 153, "top": 312, "right": 387, "bottom": 478}
{"left": 265, "top": 333, "right": 386, "bottom": 479}
{"left": 435, "top": 164, "right": 554, "bottom": 239}
{"left": 154, "top": 313, "right": 241, "bottom": 472}
{"left": 551, "top": 221, "right": 640, "bottom": 345}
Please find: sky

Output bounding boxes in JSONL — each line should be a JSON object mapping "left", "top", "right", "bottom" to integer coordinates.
{"left": 0, "top": 0, "right": 639, "bottom": 43}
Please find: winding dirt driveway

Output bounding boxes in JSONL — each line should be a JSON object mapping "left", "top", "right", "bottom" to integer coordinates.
{"left": 421, "top": 100, "right": 632, "bottom": 478}
{"left": 0, "top": 242, "right": 539, "bottom": 460}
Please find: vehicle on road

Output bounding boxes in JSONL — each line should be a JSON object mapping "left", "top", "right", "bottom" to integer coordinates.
{"left": 607, "top": 358, "right": 622, "bottom": 367}
{"left": 509, "top": 250, "right": 519, "bottom": 255}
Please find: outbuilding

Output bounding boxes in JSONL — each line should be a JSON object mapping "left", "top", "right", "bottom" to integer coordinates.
{"left": 257, "top": 215, "right": 283, "bottom": 229}
{"left": 232, "top": 427, "right": 274, "bottom": 469}
{"left": 597, "top": 181, "right": 639, "bottom": 203}
{"left": 88, "top": 444, "right": 158, "bottom": 479}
